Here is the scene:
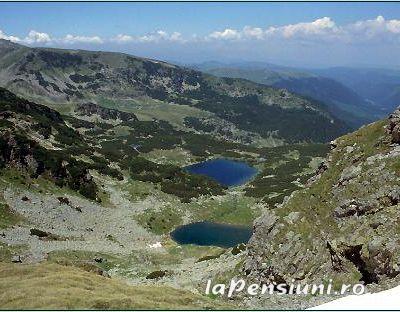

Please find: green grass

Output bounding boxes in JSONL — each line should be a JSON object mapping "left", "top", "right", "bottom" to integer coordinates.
{"left": 0, "top": 192, "right": 22, "bottom": 229}
{"left": 245, "top": 143, "right": 329, "bottom": 206}
{"left": 136, "top": 204, "right": 183, "bottom": 235}
{"left": 0, "top": 242, "right": 28, "bottom": 262}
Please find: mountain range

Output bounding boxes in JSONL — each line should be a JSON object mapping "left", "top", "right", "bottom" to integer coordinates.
{"left": 0, "top": 39, "right": 347, "bottom": 145}
{"left": 191, "top": 61, "right": 399, "bottom": 129}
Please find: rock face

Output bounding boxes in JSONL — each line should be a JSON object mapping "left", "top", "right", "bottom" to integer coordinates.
{"left": 244, "top": 109, "right": 400, "bottom": 295}
{"left": 75, "top": 103, "right": 138, "bottom": 122}
{"left": 388, "top": 106, "right": 400, "bottom": 144}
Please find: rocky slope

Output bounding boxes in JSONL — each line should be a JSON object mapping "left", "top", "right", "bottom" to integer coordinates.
{"left": 243, "top": 106, "right": 400, "bottom": 308}
{"left": 0, "top": 39, "right": 348, "bottom": 145}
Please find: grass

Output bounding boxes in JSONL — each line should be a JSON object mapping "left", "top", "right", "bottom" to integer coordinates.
{"left": 137, "top": 203, "right": 183, "bottom": 235}
{"left": 0, "top": 201, "right": 22, "bottom": 229}
{"left": 0, "top": 262, "right": 233, "bottom": 309}
{"left": 244, "top": 143, "right": 330, "bottom": 206}
{"left": 136, "top": 192, "right": 259, "bottom": 236}
{"left": 96, "top": 96, "right": 211, "bottom": 130}
{"left": 0, "top": 242, "right": 28, "bottom": 262}
{"left": 47, "top": 245, "right": 225, "bottom": 283}
{"left": 142, "top": 147, "right": 196, "bottom": 166}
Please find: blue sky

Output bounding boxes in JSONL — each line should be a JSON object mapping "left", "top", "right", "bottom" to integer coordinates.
{"left": 1, "top": 2, "right": 400, "bottom": 68}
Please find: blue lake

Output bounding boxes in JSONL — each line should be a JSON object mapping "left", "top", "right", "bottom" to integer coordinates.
{"left": 170, "top": 221, "right": 252, "bottom": 248}
{"left": 185, "top": 158, "right": 257, "bottom": 187}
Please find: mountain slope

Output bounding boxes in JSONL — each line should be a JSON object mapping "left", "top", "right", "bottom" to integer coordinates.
{"left": 314, "top": 67, "right": 400, "bottom": 115}
{"left": 0, "top": 39, "right": 348, "bottom": 144}
{"left": 195, "top": 63, "right": 380, "bottom": 128}
{"left": 244, "top": 107, "right": 400, "bottom": 308}
{"left": 0, "top": 262, "right": 230, "bottom": 309}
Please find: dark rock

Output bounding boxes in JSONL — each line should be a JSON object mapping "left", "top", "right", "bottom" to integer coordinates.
{"left": 94, "top": 257, "right": 104, "bottom": 263}
{"left": 334, "top": 199, "right": 377, "bottom": 218}
{"left": 30, "top": 228, "right": 49, "bottom": 238}
{"left": 326, "top": 241, "right": 343, "bottom": 271}
{"left": 75, "top": 103, "right": 138, "bottom": 122}
{"left": 57, "top": 196, "right": 70, "bottom": 205}
{"left": 11, "top": 255, "right": 22, "bottom": 263}
{"left": 146, "top": 270, "right": 168, "bottom": 279}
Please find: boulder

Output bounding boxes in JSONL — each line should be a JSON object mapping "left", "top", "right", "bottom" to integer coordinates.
{"left": 11, "top": 255, "right": 22, "bottom": 263}
{"left": 387, "top": 107, "right": 400, "bottom": 144}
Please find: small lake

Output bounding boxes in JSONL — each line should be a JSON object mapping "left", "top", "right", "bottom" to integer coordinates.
{"left": 185, "top": 158, "right": 257, "bottom": 187}
{"left": 170, "top": 221, "right": 252, "bottom": 248}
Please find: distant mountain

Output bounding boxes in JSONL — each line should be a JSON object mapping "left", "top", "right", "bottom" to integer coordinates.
{"left": 313, "top": 67, "right": 400, "bottom": 115}
{"left": 192, "top": 62, "right": 383, "bottom": 128}
{"left": 0, "top": 39, "right": 348, "bottom": 144}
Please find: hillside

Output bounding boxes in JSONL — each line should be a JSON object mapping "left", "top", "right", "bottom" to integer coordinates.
{"left": 314, "top": 67, "right": 400, "bottom": 115}
{"left": 195, "top": 63, "right": 381, "bottom": 128}
{"left": 243, "top": 106, "right": 400, "bottom": 308}
{"left": 0, "top": 39, "right": 347, "bottom": 145}
{"left": 0, "top": 262, "right": 231, "bottom": 309}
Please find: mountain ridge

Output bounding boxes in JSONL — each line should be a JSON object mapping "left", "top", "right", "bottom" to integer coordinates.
{"left": 191, "top": 61, "right": 384, "bottom": 128}
{"left": 0, "top": 39, "right": 348, "bottom": 145}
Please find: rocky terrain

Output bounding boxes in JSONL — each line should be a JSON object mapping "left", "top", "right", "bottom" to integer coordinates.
{"left": 243, "top": 106, "right": 400, "bottom": 308}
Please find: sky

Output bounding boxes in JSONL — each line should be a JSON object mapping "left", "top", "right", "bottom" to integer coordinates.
{"left": 1, "top": 2, "right": 400, "bottom": 68}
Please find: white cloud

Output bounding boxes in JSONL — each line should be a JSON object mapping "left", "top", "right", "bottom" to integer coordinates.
{"left": 0, "top": 29, "right": 51, "bottom": 44}
{"left": 346, "top": 15, "right": 400, "bottom": 41}
{"left": 23, "top": 30, "right": 52, "bottom": 44}
{"left": 208, "top": 28, "right": 241, "bottom": 40}
{"left": 205, "top": 16, "right": 400, "bottom": 44}
{"left": 61, "top": 34, "right": 103, "bottom": 44}
{"left": 0, "top": 29, "right": 21, "bottom": 42}
{"left": 170, "top": 31, "right": 183, "bottom": 41}
{"left": 206, "top": 18, "right": 340, "bottom": 42}
{"left": 137, "top": 30, "right": 184, "bottom": 43}
{"left": 387, "top": 19, "right": 400, "bottom": 34}
{"left": 138, "top": 30, "right": 167, "bottom": 42}
{"left": 112, "top": 34, "right": 134, "bottom": 43}
{"left": 2, "top": 16, "right": 400, "bottom": 48}
{"left": 279, "top": 17, "right": 338, "bottom": 38}
{"left": 242, "top": 26, "right": 265, "bottom": 40}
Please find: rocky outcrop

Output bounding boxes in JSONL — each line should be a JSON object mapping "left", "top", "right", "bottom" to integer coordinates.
{"left": 75, "top": 103, "right": 138, "bottom": 122}
{"left": 244, "top": 108, "right": 400, "bottom": 302}
{"left": 387, "top": 106, "right": 400, "bottom": 144}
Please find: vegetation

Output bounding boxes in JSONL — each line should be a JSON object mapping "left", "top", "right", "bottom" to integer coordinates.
{"left": 137, "top": 204, "right": 182, "bottom": 235}
{"left": 245, "top": 143, "right": 329, "bottom": 206}
{"left": 0, "top": 201, "right": 21, "bottom": 229}
{"left": 1, "top": 40, "right": 348, "bottom": 145}
{"left": 124, "top": 156, "right": 226, "bottom": 202}
{"left": 0, "top": 262, "right": 231, "bottom": 309}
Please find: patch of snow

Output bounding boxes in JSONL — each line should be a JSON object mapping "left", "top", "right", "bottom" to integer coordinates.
{"left": 148, "top": 242, "right": 162, "bottom": 249}
{"left": 310, "top": 285, "right": 400, "bottom": 310}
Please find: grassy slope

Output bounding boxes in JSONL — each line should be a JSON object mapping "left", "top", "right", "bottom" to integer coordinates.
{"left": 0, "top": 262, "right": 231, "bottom": 309}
